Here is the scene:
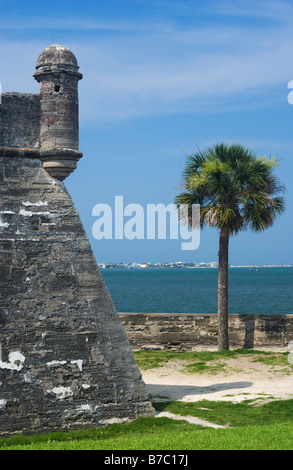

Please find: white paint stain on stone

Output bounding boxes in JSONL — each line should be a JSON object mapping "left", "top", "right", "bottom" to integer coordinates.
{"left": 0, "top": 351, "right": 25, "bottom": 371}
{"left": 0, "top": 399, "right": 7, "bottom": 410}
{"left": 76, "top": 404, "right": 94, "bottom": 412}
{"left": 81, "top": 384, "right": 90, "bottom": 389}
{"left": 0, "top": 219, "right": 9, "bottom": 228}
{"left": 45, "top": 359, "right": 83, "bottom": 371}
{"left": 19, "top": 208, "right": 52, "bottom": 217}
{"left": 23, "top": 372, "right": 32, "bottom": 383}
{"left": 22, "top": 201, "right": 48, "bottom": 207}
{"left": 71, "top": 359, "right": 83, "bottom": 371}
{"left": 100, "top": 417, "right": 129, "bottom": 425}
{"left": 47, "top": 360, "right": 67, "bottom": 367}
{"left": 48, "top": 386, "right": 73, "bottom": 399}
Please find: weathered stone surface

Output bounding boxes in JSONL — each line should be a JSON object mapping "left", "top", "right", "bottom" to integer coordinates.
{"left": 34, "top": 52, "right": 81, "bottom": 152}
{"left": 0, "top": 93, "right": 40, "bottom": 148}
{"left": 0, "top": 44, "right": 154, "bottom": 436}
{"left": 33, "top": 45, "right": 83, "bottom": 180}
{"left": 0, "top": 156, "right": 154, "bottom": 436}
{"left": 119, "top": 312, "right": 293, "bottom": 350}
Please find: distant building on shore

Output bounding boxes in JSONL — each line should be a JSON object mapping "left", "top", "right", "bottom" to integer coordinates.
{"left": 98, "top": 261, "right": 219, "bottom": 269}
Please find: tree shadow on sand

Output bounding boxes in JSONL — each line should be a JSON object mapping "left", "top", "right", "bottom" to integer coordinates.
{"left": 147, "top": 381, "right": 252, "bottom": 402}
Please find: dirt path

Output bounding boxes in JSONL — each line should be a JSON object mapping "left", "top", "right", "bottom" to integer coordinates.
{"left": 141, "top": 353, "right": 293, "bottom": 404}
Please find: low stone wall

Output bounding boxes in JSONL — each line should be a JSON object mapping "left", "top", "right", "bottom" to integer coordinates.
{"left": 119, "top": 313, "right": 293, "bottom": 350}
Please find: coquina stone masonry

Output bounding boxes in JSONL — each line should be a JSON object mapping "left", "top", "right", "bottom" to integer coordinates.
{"left": 119, "top": 313, "right": 293, "bottom": 351}
{"left": 0, "top": 45, "right": 154, "bottom": 436}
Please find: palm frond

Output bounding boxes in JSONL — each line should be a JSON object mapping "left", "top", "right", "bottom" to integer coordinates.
{"left": 174, "top": 142, "right": 286, "bottom": 235}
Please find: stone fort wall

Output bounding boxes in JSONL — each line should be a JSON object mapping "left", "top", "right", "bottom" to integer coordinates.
{"left": 0, "top": 93, "right": 40, "bottom": 149}
{"left": 119, "top": 313, "right": 293, "bottom": 350}
{"left": 0, "top": 45, "right": 154, "bottom": 436}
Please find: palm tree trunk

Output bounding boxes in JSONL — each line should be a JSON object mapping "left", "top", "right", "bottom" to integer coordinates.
{"left": 218, "top": 224, "right": 230, "bottom": 350}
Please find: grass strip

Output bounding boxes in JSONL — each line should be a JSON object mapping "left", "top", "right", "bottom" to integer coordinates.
{"left": 153, "top": 398, "right": 293, "bottom": 427}
{"left": 133, "top": 349, "right": 291, "bottom": 373}
{"left": 2, "top": 420, "right": 293, "bottom": 450}
{"left": 1, "top": 399, "right": 293, "bottom": 450}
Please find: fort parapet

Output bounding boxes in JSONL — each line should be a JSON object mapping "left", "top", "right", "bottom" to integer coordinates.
{"left": 119, "top": 313, "right": 293, "bottom": 350}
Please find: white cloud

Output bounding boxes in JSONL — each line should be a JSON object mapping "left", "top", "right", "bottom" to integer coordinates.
{"left": 75, "top": 27, "right": 293, "bottom": 120}
{"left": 0, "top": 16, "right": 156, "bottom": 32}
{"left": 212, "top": 0, "right": 293, "bottom": 22}
{"left": 1, "top": 3, "right": 293, "bottom": 121}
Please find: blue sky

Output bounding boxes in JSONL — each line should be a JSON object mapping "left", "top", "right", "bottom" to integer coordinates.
{"left": 1, "top": 0, "right": 292, "bottom": 265}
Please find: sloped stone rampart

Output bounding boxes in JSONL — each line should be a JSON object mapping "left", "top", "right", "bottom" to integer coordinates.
{"left": 0, "top": 156, "right": 154, "bottom": 436}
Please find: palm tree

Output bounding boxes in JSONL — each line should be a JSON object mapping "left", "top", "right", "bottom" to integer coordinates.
{"left": 174, "top": 143, "right": 285, "bottom": 350}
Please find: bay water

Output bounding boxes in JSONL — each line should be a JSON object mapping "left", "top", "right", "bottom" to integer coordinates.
{"left": 102, "top": 267, "right": 293, "bottom": 315}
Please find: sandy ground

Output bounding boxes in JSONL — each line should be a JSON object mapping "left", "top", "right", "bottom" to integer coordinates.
{"left": 141, "top": 351, "right": 293, "bottom": 405}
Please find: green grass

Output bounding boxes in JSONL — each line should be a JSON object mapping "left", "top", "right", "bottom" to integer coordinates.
{"left": 184, "top": 360, "right": 232, "bottom": 374}
{"left": 2, "top": 399, "right": 293, "bottom": 450}
{"left": 133, "top": 348, "right": 278, "bottom": 373}
{"left": 251, "top": 353, "right": 292, "bottom": 370}
{"left": 1, "top": 419, "right": 293, "bottom": 450}
{"left": 2, "top": 422, "right": 293, "bottom": 450}
{"left": 0, "top": 417, "right": 195, "bottom": 450}
{"left": 153, "top": 398, "right": 293, "bottom": 427}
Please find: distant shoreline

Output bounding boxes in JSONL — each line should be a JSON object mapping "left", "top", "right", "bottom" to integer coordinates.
{"left": 99, "top": 264, "right": 293, "bottom": 269}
